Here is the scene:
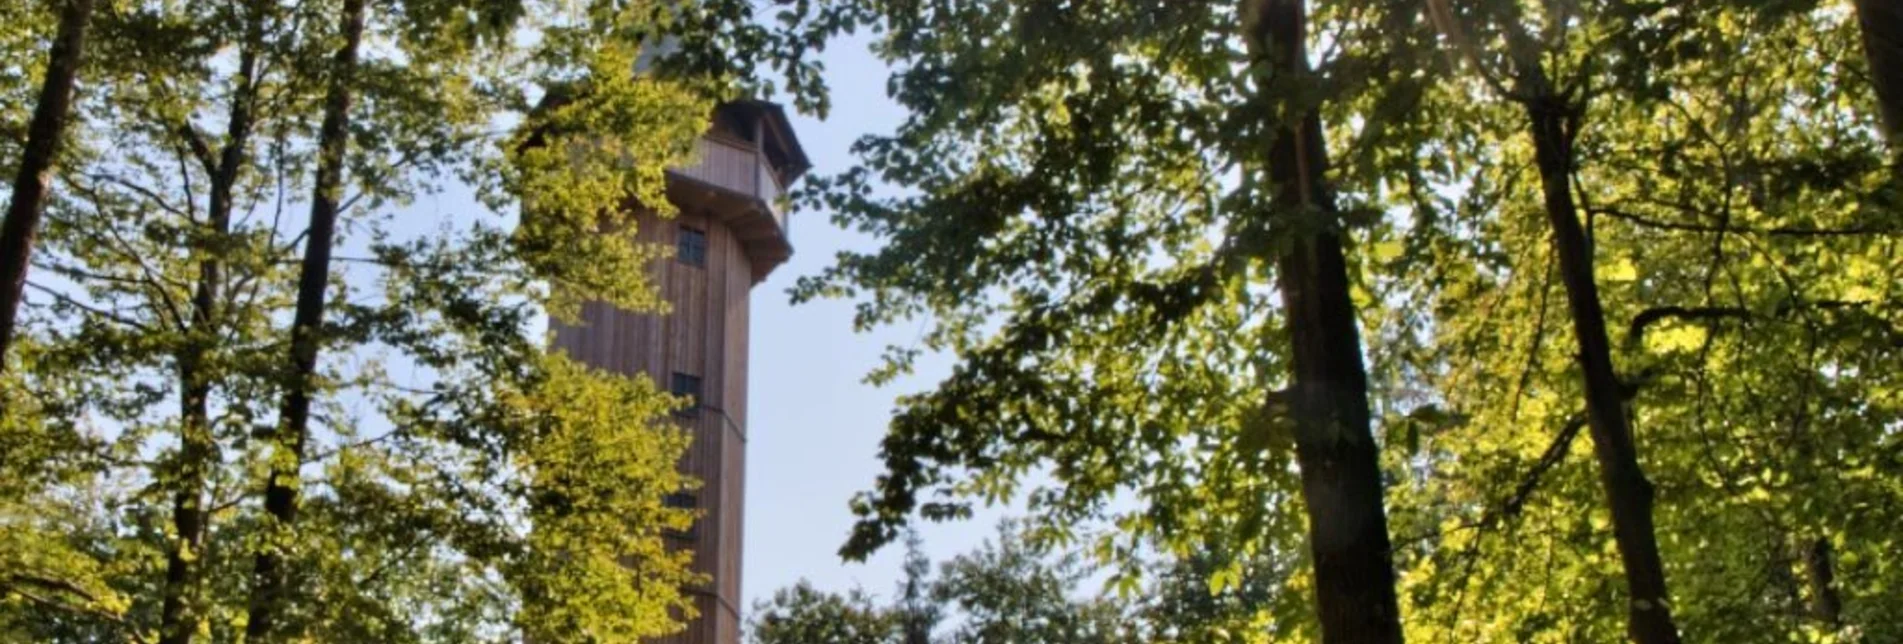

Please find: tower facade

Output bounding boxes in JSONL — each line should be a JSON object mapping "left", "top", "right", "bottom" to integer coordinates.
{"left": 550, "top": 100, "right": 807, "bottom": 644}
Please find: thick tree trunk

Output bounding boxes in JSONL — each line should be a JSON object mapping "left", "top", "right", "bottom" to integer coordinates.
{"left": 245, "top": 0, "right": 365, "bottom": 637}
{"left": 1853, "top": 0, "right": 1903, "bottom": 150}
{"left": 159, "top": 7, "right": 265, "bottom": 642}
{"left": 0, "top": 0, "right": 94, "bottom": 368}
{"left": 1524, "top": 97, "right": 1682, "bottom": 644}
{"left": 1246, "top": 1, "right": 1404, "bottom": 642}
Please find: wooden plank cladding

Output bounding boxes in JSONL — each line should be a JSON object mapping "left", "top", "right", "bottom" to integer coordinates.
{"left": 669, "top": 137, "right": 788, "bottom": 233}
{"left": 548, "top": 208, "right": 752, "bottom": 644}
{"left": 552, "top": 99, "right": 804, "bottom": 644}
{"left": 672, "top": 137, "right": 757, "bottom": 196}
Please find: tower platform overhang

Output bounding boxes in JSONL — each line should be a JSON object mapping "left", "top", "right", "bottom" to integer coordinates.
{"left": 665, "top": 170, "right": 791, "bottom": 284}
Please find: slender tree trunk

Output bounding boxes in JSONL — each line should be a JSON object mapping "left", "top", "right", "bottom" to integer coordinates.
{"left": 1245, "top": 1, "right": 1404, "bottom": 641}
{"left": 1852, "top": 0, "right": 1903, "bottom": 150}
{"left": 162, "top": 369, "right": 215, "bottom": 644}
{"left": 1802, "top": 537, "right": 1842, "bottom": 627}
{"left": 159, "top": 7, "right": 265, "bottom": 642}
{"left": 0, "top": 0, "right": 94, "bottom": 369}
{"left": 245, "top": 0, "right": 365, "bottom": 638}
{"left": 1523, "top": 96, "right": 1682, "bottom": 644}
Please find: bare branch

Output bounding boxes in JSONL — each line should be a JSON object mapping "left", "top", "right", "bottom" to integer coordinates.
{"left": 78, "top": 171, "right": 189, "bottom": 219}
{"left": 24, "top": 280, "right": 153, "bottom": 331}
{"left": 1626, "top": 306, "right": 1750, "bottom": 352}
{"left": 1488, "top": 413, "right": 1588, "bottom": 526}
{"left": 1626, "top": 299, "right": 1903, "bottom": 352}
{"left": 1588, "top": 205, "right": 1899, "bottom": 238}
{"left": 177, "top": 123, "right": 216, "bottom": 177}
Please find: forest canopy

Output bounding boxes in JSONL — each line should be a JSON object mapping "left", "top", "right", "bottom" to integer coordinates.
{"left": 783, "top": 0, "right": 1903, "bottom": 642}
{"left": 0, "top": 0, "right": 1898, "bottom": 642}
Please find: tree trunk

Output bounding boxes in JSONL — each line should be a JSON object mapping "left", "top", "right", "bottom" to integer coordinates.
{"left": 1523, "top": 96, "right": 1682, "bottom": 644}
{"left": 161, "top": 372, "right": 215, "bottom": 644}
{"left": 159, "top": 6, "right": 265, "bottom": 642}
{"left": 1802, "top": 537, "right": 1842, "bottom": 627}
{"left": 1853, "top": 0, "right": 1903, "bottom": 151}
{"left": 0, "top": 0, "right": 94, "bottom": 369}
{"left": 1245, "top": 1, "right": 1404, "bottom": 642}
{"left": 245, "top": 0, "right": 365, "bottom": 638}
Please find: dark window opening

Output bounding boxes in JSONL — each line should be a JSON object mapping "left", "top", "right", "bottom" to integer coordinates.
{"left": 663, "top": 492, "right": 699, "bottom": 541}
{"left": 678, "top": 226, "right": 707, "bottom": 267}
{"left": 764, "top": 138, "right": 789, "bottom": 172}
{"left": 671, "top": 372, "right": 702, "bottom": 416}
{"left": 714, "top": 110, "right": 755, "bottom": 143}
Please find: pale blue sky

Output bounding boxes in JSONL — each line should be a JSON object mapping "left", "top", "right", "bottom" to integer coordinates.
{"left": 740, "top": 32, "right": 1013, "bottom": 613}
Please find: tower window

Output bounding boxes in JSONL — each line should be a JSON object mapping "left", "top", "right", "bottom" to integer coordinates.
{"left": 671, "top": 372, "right": 702, "bottom": 416}
{"left": 678, "top": 226, "right": 707, "bottom": 267}
{"left": 663, "top": 491, "right": 699, "bottom": 541}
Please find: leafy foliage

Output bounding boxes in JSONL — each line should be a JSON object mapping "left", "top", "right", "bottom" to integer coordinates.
{"left": 0, "top": 0, "right": 810, "bottom": 641}
{"left": 783, "top": 0, "right": 1903, "bottom": 641}
{"left": 750, "top": 583, "right": 903, "bottom": 644}
{"left": 749, "top": 523, "right": 1141, "bottom": 644}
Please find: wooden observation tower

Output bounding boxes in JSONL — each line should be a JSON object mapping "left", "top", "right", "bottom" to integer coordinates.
{"left": 550, "top": 100, "right": 808, "bottom": 644}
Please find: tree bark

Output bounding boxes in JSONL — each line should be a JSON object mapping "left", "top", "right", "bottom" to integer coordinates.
{"left": 1524, "top": 96, "right": 1682, "bottom": 644}
{"left": 1245, "top": 1, "right": 1404, "bottom": 642}
{"left": 160, "top": 4, "right": 266, "bottom": 642}
{"left": 0, "top": 0, "right": 94, "bottom": 369}
{"left": 1802, "top": 537, "right": 1842, "bottom": 627}
{"left": 245, "top": 0, "right": 365, "bottom": 638}
{"left": 1852, "top": 0, "right": 1903, "bottom": 151}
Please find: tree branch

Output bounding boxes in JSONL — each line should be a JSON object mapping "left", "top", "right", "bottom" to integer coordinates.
{"left": 1626, "top": 300, "right": 1899, "bottom": 352}
{"left": 77, "top": 171, "right": 189, "bottom": 219}
{"left": 1, "top": 573, "right": 149, "bottom": 644}
{"left": 1625, "top": 306, "right": 1750, "bottom": 352}
{"left": 24, "top": 280, "right": 153, "bottom": 331}
{"left": 176, "top": 123, "right": 216, "bottom": 177}
{"left": 1588, "top": 205, "right": 1899, "bottom": 238}
{"left": 1487, "top": 413, "right": 1588, "bottom": 527}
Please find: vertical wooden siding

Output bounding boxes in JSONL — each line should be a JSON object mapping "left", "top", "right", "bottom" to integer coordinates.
{"left": 669, "top": 137, "right": 785, "bottom": 234}
{"left": 673, "top": 137, "right": 759, "bottom": 196}
{"left": 549, "top": 207, "right": 754, "bottom": 644}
